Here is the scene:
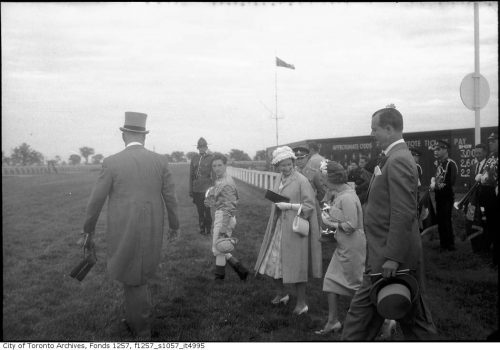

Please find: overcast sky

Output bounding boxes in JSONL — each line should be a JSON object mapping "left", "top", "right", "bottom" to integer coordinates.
{"left": 2, "top": 2, "right": 498, "bottom": 161}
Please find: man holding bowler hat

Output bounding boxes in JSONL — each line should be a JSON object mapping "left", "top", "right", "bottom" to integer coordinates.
{"left": 82, "top": 111, "right": 180, "bottom": 339}
{"left": 341, "top": 107, "right": 437, "bottom": 340}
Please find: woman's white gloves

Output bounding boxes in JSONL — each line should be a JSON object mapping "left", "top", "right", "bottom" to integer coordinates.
{"left": 276, "top": 202, "right": 300, "bottom": 211}
{"left": 321, "top": 211, "right": 339, "bottom": 229}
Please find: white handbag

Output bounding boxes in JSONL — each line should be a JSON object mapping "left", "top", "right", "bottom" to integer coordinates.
{"left": 292, "top": 204, "right": 309, "bottom": 237}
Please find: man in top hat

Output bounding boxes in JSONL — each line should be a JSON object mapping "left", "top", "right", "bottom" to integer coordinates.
{"left": 341, "top": 107, "right": 436, "bottom": 340}
{"left": 479, "top": 132, "right": 498, "bottom": 266}
{"left": 82, "top": 112, "right": 180, "bottom": 339}
{"left": 189, "top": 137, "right": 214, "bottom": 235}
{"left": 430, "top": 140, "right": 458, "bottom": 252}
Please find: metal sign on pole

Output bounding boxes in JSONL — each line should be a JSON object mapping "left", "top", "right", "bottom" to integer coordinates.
{"left": 459, "top": 2, "right": 490, "bottom": 145}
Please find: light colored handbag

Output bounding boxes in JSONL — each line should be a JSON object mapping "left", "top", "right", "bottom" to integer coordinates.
{"left": 292, "top": 204, "right": 309, "bottom": 237}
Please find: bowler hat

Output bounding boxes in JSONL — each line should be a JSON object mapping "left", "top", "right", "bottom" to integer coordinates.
{"left": 197, "top": 137, "right": 208, "bottom": 149}
{"left": 292, "top": 146, "right": 310, "bottom": 159}
{"left": 369, "top": 273, "right": 419, "bottom": 320}
{"left": 120, "top": 112, "right": 149, "bottom": 134}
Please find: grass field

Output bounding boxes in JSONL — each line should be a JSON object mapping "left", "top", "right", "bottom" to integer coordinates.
{"left": 2, "top": 165, "right": 498, "bottom": 341}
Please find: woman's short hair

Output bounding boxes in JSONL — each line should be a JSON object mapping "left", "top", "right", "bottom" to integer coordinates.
{"left": 372, "top": 107, "right": 403, "bottom": 132}
{"left": 211, "top": 152, "right": 227, "bottom": 165}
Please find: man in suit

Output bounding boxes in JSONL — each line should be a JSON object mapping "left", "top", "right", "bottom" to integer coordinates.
{"left": 466, "top": 144, "right": 488, "bottom": 252}
{"left": 189, "top": 137, "right": 214, "bottom": 235}
{"left": 341, "top": 107, "right": 437, "bottom": 340}
{"left": 480, "top": 132, "right": 498, "bottom": 266}
{"left": 430, "top": 140, "right": 458, "bottom": 251}
{"left": 82, "top": 112, "right": 180, "bottom": 339}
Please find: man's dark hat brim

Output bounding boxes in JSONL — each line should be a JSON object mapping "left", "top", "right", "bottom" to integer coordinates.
{"left": 369, "top": 273, "right": 420, "bottom": 314}
{"left": 435, "top": 140, "right": 450, "bottom": 149}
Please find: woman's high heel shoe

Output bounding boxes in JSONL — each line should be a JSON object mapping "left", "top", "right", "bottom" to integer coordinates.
{"left": 292, "top": 305, "right": 308, "bottom": 315}
{"left": 271, "top": 294, "right": 290, "bottom": 305}
{"left": 314, "top": 321, "right": 342, "bottom": 335}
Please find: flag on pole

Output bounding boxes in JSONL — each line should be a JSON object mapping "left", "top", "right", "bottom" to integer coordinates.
{"left": 276, "top": 57, "right": 295, "bottom": 70}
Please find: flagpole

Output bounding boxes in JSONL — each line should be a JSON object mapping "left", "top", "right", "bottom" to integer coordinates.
{"left": 275, "top": 60, "right": 279, "bottom": 146}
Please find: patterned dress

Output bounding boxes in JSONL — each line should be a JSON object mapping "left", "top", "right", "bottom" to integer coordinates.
{"left": 258, "top": 182, "right": 285, "bottom": 278}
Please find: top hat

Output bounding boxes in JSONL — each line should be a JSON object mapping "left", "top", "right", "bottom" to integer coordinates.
{"left": 292, "top": 146, "right": 310, "bottom": 159}
{"left": 120, "top": 112, "right": 149, "bottom": 134}
{"left": 197, "top": 137, "right": 208, "bottom": 149}
{"left": 434, "top": 140, "right": 450, "bottom": 149}
{"left": 409, "top": 147, "right": 422, "bottom": 157}
{"left": 369, "top": 273, "right": 419, "bottom": 320}
{"left": 487, "top": 132, "right": 498, "bottom": 141}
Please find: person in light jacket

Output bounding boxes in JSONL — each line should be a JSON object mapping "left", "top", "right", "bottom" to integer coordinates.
{"left": 254, "top": 146, "right": 322, "bottom": 315}
{"left": 82, "top": 112, "right": 180, "bottom": 339}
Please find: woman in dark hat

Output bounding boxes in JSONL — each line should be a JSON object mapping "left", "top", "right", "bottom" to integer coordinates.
{"left": 314, "top": 161, "right": 366, "bottom": 335}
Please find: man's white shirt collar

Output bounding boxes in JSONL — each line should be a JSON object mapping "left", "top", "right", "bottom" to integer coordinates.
{"left": 383, "top": 139, "right": 405, "bottom": 155}
{"left": 126, "top": 142, "right": 143, "bottom": 148}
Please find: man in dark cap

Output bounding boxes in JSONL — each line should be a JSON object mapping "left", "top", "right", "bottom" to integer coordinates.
{"left": 479, "top": 132, "right": 498, "bottom": 266}
{"left": 293, "top": 146, "right": 326, "bottom": 241}
{"left": 189, "top": 137, "right": 215, "bottom": 235}
{"left": 430, "top": 140, "right": 458, "bottom": 252}
{"left": 293, "top": 146, "right": 326, "bottom": 203}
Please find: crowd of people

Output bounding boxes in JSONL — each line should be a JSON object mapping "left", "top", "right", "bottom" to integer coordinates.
{"left": 80, "top": 109, "right": 498, "bottom": 340}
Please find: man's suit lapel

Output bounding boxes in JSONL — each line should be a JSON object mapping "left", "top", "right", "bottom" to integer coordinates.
{"left": 366, "top": 143, "right": 408, "bottom": 199}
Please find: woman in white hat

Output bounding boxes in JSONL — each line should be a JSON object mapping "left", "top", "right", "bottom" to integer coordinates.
{"left": 315, "top": 161, "right": 366, "bottom": 335}
{"left": 254, "top": 146, "right": 322, "bottom": 315}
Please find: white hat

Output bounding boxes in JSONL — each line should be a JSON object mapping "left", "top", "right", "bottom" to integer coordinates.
{"left": 271, "top": 146, "right": 296, "bottom": 165}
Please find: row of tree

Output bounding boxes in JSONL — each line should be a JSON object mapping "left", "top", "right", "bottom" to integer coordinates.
{"left": 2, "top": 143, "right": 104, "bottom": 166}
{"left": 2, "top": 144, "right": 268, "bottom": 167}
{"left": 166, "top": 149, "right": 266, "bottom": 162}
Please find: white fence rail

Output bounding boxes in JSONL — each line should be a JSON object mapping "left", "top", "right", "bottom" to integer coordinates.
{"left": 227, "top": 166, "right": 278, "bottom": 190}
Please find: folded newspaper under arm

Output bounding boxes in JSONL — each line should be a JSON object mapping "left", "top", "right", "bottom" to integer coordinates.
{"left": 265, "top": 190, "right": 290, "bottom": 203}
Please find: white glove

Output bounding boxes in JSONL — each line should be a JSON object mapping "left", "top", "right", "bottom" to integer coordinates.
{"left": 276, "top": 202, "right": 300, "bottom": 211}
{"left": 480, "top": 173, "right": 488, "bottom": 184}
{"left": 276, "top": 202, "right": 290, "bottom": 210}
{"left": 321, "top": 212, "right": 338, "bottom": 228}
{"left": 430, "top": 177, "right": 436, "bottom": 191}
{"left": 475, "top": 173, "right": 482, "bottom": 182}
